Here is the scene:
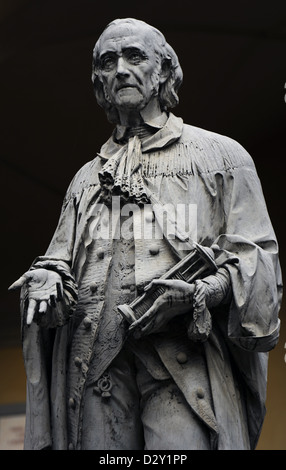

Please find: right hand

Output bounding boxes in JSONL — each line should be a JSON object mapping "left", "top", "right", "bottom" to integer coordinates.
{"left": 9, "top": 268, "right": 64, "bottom": 325}
{"left": 129, "top": 279, "right": 195, "bottom": 337}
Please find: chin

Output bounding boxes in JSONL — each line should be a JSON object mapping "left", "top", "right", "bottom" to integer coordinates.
{"left": 115, "top": 89, "right": 146, "bottom": 108}
{"left": 116, "top": 99, "right": 146, "bottom": 110}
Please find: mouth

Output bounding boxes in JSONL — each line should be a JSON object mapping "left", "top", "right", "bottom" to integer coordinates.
{"left": 117, "top": 84, "right": 137, "bottom": 91}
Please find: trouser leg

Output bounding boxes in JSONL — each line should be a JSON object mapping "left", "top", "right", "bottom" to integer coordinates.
{"left": 135, "top": 358, "right": 211, "bottom": 450}
{"left": 81, "top": 348, "right": 144, "bottom": 450}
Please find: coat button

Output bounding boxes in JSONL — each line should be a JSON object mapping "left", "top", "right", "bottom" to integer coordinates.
{"left": 83, "top": 317, "right": 92, "bottom": 329}
{"left": 68, "top": 398, "right": 76, "bottom": 409}
{"left": 166, "top": 231, "right": 176, "bottom": 239}
{"left": 176, "top": 352, "right": 188, "bottom": 364}
{"left": 74, "top": 356, "right": 82, "bottom": 367}
{"left": 149, "top": 244, "right": 160, "bottom": 256}
{"left": 96, "top": 248, "right": 105, "bottom": 259}
{"left": 196, "top": 388, "right": 205, "bottom": 399}
{"left": 90, "top": 282, "right": 98, "bottom": 293}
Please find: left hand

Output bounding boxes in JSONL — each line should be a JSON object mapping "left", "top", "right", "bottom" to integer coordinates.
{"left": 129, "top": 279, "right": 195, "bottom": 337}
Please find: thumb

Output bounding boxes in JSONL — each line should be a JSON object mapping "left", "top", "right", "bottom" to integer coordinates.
{"left": 8, "top": 274, "right": 29, "bottom": 291}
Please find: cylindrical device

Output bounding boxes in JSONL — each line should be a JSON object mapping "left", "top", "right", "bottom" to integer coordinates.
{"left": 117, "top": 243, "right": 217, "bottom": 324}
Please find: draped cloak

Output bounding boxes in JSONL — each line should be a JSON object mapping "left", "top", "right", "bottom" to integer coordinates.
{"left": 21, "top": 113, "right": 282, "bottom": 450}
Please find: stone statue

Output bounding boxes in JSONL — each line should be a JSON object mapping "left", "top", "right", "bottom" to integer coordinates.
{"left": 9, "top": 18, "right": 282, "bottom": 450}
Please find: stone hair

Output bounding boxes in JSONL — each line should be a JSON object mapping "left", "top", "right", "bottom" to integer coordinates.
{"left": 91, "top": 18, "right": 183, "bottom": 123}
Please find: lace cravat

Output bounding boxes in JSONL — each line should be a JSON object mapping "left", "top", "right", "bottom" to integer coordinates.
{"left": 99, "top": 134, "right": 150, "bottom": 206}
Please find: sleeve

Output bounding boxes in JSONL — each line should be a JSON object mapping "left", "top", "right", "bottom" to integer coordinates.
{"left": 210, "top": 143, "right": 282, "bottom": 352}
{"left": 21, "top": 182, "right": 79, "bottom": 328}
{"left": 19, "top": 188, "right": 80, "bottom": 448}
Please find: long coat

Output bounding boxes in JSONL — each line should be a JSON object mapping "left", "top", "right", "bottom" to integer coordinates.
{"left": 21, "top": 113, "right": 282, "bottom": 450}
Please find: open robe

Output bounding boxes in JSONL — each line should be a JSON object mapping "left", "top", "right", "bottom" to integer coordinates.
{"left": 21, "top": 113, "right": 282, "bottom": 450}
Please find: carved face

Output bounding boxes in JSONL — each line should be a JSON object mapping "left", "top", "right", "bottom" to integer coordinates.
{"left": 97, "top": 23, "right": 163, "bottom": 112}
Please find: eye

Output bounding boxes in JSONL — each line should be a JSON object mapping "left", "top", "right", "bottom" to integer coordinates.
{"left": 126, "top": 49, "right": 146, "bottom": 65}
{"left": 100, "top": 54, "right": 116, "bottom": 71}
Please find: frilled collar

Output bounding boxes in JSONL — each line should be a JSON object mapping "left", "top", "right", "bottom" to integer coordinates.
{"left": 98, "top": 112, "right": 184, "bottom": 161}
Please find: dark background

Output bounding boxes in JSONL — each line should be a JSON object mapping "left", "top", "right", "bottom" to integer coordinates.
{"left": 0, "top": 0, "right": 285, "bottom": 449}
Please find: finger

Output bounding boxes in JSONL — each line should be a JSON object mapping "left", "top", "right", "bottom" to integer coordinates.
{"left": 150, "top": 279, "right": 172, "bottom": 286}
{"left": 138, "top": 298, "right": 162, "bottom": 324}
{"left": 140, "top": 314, "right": 160, "bottom": 335}
{"left": 143, "top": 302, "right": 159, "bottom": 320}
{"left": 144, "top": 282, "right": 153, "bottom": 291}
{"left": 48, "top": 295, "right": 57, "bottom": 308}
{"left": 8, "top": 275, "right": 28, "bottom": 291}
{"left": 26, "top": 299, "right": 37, "bottom": 325}
{"left": 131, "top": 310, "right": 161, "bottom": 338}
{"left": 56, "top": 282, "right": 63, "bottom": 301}
{"left": 164, "top": 289, "right": 191, "bottom": 303}
{"left": 39, "top": 301, "right": 48, "bottom": 314}
{"left": 132, "top": 319, "right": 154, "bottom": 338}
{"left": 130, "top": 299, "right": 162, "bottom": 331}
{"left": 144, "top": 279, "right": 187, "bottom": 293}
{"left": 144, "top": 279, "right": 167, "bottom": 291}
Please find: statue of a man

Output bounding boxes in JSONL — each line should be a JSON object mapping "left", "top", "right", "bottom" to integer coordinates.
{"left": 10, "top": 18, "right": 282, "bottom": 450}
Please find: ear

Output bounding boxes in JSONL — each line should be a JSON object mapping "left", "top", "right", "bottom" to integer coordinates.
{"left": 159, "top": 58, "right": 171, "bottom": 84}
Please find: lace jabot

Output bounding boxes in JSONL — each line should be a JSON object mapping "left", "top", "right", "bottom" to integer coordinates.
{"left": 98, "top": 134, "right": 150, "bottom": 205}
{"left": 98, "top": 123, "right": 157, "bottom": 205}
{"left": 98, "top": 113, "right": 184, "bottom": 205}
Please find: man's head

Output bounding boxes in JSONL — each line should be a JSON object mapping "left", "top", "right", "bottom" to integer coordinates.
{"left": 92, "top": 18, "right": 183, "bottom": 123}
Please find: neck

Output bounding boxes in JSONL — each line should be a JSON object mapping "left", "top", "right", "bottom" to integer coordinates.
{"left": 118, "top": 96, "right": 164, "bottom": 128}
{"left": 118, "top": 109, "right": 143, "bottom": 127}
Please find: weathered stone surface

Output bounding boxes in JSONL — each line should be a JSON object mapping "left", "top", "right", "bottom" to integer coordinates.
{"left": 9, "top": 18, "right": 282, "bottom": 450}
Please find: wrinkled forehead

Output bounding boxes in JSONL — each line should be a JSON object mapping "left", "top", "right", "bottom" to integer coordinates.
{"left": 97, "top": 21, "right": 160, "bottom": 55}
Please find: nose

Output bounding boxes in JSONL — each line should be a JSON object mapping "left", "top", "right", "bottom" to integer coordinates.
{"left": 116, "top": 57, "right": 130, "bottom": 78}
